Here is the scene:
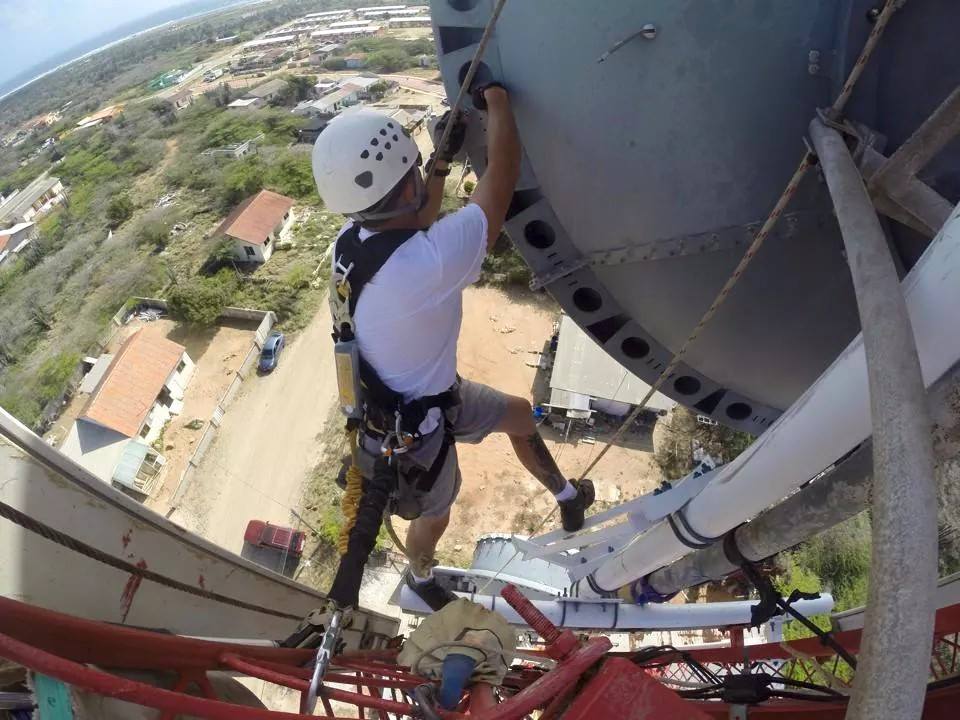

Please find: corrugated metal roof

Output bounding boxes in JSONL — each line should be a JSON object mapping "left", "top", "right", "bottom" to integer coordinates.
{"left": 549, "top": 315, "right": 675, "bottom": 412}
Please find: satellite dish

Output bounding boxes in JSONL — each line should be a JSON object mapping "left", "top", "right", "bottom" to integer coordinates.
{"left": 430, "top": 0, "right": 960, "bottom": 434}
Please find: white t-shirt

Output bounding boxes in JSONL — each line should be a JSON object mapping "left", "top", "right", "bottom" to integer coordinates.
{"left": 333, "top": 204, "right": 489, "bottom": 433}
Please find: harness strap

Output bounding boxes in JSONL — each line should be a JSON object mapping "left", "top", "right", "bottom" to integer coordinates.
{"left": 334, "top": 223, "right": 420, "bottom": 320}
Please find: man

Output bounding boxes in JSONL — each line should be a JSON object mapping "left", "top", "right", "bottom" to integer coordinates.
{"left": 312, "top": 84, "right": 594, "bottom": 612}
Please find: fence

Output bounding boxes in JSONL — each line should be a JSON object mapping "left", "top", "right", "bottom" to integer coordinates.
{"left": 165, "top": 301, "right": 276, "bottom": 510}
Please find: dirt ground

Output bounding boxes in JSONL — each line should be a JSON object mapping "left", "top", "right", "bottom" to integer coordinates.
{"left": 167, "top": 300, "right": 339, "bottom": 552}
{"left": 167, "top": 282, "right": 665, "bottom": 604}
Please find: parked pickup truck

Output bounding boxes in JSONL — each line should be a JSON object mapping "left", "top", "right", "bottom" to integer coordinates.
{"left": 243, "top": 520, "right": 305, "bottom": 558}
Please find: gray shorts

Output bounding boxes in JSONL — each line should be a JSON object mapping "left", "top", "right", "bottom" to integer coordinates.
{"left": 358, "top": 379, "right": 509, "bottom": 517}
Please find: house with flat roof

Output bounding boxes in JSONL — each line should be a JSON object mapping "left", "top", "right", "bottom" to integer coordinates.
{"left": 76, "top": 104, "right": 124, "bottom": 129}
{"left": 243, "top": 78, "right": 289, "bottom": 104}
{"left": 214, "top": 189, "right": 295, "bottom": 264}
{"left": 60, "top": 330, "right": 195, "bottom": 500}
{"left": 168, "top": 88, "right": 194, "bottom": 113}
{"left": 228, "top": 97, "right": 265, "bottom": 111}
{"left": 0, "top": 176, "right": 66, "bottom": 226}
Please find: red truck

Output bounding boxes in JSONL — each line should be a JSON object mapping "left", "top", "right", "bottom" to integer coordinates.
{"left": 243, "top": 520, "right": 305, "bottom": 558}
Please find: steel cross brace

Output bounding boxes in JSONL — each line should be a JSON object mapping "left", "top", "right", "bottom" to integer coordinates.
{"left": 511, "top": 459, "right": 718, "bottom": 582}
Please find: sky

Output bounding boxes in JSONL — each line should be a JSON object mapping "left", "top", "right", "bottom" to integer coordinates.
{"left": 0, "top": 0, "right": 193, "bottom": 89}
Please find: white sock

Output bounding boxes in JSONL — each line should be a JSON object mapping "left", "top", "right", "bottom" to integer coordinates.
{"left": 410, "top": 569, "right": 434, "bottom": 584}
{"left": 554, "top": 481, "right": 577, "bottom": 503}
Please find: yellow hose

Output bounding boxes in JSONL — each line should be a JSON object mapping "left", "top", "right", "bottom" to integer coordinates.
{"left": 338, "top": 429, "right": 364, "bottom": 557}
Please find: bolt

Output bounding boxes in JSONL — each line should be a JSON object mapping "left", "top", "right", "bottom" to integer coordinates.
{"left": 501, "top": 584, "right": 559, "bottom": 642}
{"left": 640, "top": 23, "right": 657, "bottom": 40}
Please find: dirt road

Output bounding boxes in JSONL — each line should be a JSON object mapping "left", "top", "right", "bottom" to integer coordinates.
{"left": 169, "top": 304, "right": 338, "bottom": 553}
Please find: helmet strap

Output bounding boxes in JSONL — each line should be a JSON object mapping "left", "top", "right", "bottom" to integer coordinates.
{"left": 350, "top": 169, "right": 427, "bottom": 224}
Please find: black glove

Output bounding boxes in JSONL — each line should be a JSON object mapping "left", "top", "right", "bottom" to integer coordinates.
{"left": 471, "top": 81, "right": 507, "bottom": 111}
{"left": 431, "top": 110, "right": 466, "bottom": 162}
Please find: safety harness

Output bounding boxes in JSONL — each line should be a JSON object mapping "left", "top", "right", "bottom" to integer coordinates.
{"left": 326, "top": 223, "right": 461, "bottom": 608}
{"left": 330, "top": 223, "right": 460, "bottom": 517}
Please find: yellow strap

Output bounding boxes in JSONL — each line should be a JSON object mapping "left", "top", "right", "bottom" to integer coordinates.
{"left": 338, "top": 429, "right": 365, "bottom": 557}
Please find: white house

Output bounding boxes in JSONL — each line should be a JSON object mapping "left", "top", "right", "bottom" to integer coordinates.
{"left": 215, "top": 189, "right": 295, "bottom": 264}
{"left": 0, "top": 222, "right": 37, "bottom": 266}
{"left": 60, "top": 330, "right": 194, "bottom": 500}
{"left": 0, "top": 176, "right": 66, "bottom": 226}
{"left": 227, "top": 97, "right": 265, "bottom": 111}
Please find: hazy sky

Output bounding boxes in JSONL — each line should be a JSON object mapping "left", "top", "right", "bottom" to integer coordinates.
{"left": 0, "top": 0, "right": 191, "bottom": 87}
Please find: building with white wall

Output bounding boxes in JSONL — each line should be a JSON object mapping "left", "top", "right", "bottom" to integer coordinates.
{"left": 61, "top": 331, "right": 194, "bottom": 500}
{"left": 215, "top": 189, "right": 295, "bottom": 264}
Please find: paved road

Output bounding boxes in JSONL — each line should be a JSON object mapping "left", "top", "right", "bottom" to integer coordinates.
{"left": 170, "top": 304, "right": 338, "bottom": 554}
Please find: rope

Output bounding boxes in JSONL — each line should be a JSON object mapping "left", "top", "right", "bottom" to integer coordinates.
{"left": 474, "top": 0, "right": 904, "bottom": 597}
{"left": 424, "top": 0, "right": 510, "bottom": 186}
{"left": 339, "top": 429, "right": 364, "bottom": 557}
{"left": 574, "top": 152, "right": 814, "bottom": 482}
{"left": 0, "top": 499, "right": 302, "bottom": 621}
{"left": 574, "top": 0, "right": 903, "bottom": 485}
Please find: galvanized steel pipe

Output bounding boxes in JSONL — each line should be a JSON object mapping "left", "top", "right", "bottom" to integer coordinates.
{"left": 809, "top": 118, "right": 937, "bottom": 720}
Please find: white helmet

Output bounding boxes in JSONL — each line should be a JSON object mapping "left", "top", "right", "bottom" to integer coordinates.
{"left": 312, "top": 109, "right": 421, "bottom": 216}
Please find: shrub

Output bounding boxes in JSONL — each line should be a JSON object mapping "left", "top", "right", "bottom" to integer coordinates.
{"left": 36, "top": 351, "right": 81, "bottom": 405}
{"left": 322, "top": 57, "right": 347, "bottom": 71}
{"left": 167, "top": 269, "right": 238, "bottom": 325}
{"left": 462, "top": 179, "right": 475, "bottom": 194}
{"left": 106, "top": 194, "right": 134, "bottom": 228}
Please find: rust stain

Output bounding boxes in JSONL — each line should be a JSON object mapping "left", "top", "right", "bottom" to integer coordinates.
{"left": 198, "top": 574, "right": 206, "bottom": 590}
{"left": 121, "top": 528, "right": 133, "bottom": 549}
{"left": 119, "top": 558, "right": 148, "bottom": 623}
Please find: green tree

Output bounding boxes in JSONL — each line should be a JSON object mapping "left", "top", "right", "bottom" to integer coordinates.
{"left": 367, "top": 80, "right": 389, "bottom": 100}
{"left": 265, "top": 152, "right": 316, "bottom": 199}
{"left": 366, "top": 50, "right": 409, "bottom": 73}
{"left": 106, "top": 194, "right": 134, "bottom": 228}
{"left": 322, "top": 57, "right": 347, "bottom": 71}
{"left": 167, "top": 270, "right": 238, "bottom": 325}
{"left": 220, "top": 157, "right": 265, "bottom": 209}
{"left": 36, "top": 352, "right": 81, "bottom": 405}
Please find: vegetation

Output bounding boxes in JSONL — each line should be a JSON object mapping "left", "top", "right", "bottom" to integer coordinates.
{"left": 0, "top": 0, "right": 350, "bottom": 136}
{"left": 654, "top": 407, "right": 753, "bottom": 479}
{"left": 167, "top": 269, "right": 238, "bottom": 325}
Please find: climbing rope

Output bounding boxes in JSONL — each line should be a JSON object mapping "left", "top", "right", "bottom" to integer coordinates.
{"left": 574, "top": 0, "right": 904, "bottom": 485}
{"left": 338, "top": 429, "right": 364, "bottom": 557}
{"left": 424, "top": 0, "right": 510, "bottom": 187}
{"left": 477, "top": 0, "right": 905, "bottom": 596}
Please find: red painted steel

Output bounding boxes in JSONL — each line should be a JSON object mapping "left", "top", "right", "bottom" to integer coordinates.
{"left": 564, "top": 657, "right": 711, "bottom": 719}
{"left": 0, "top": 631, "right": 355, "bottom": 720}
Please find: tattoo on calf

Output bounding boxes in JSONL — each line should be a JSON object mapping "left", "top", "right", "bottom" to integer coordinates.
{"left": 525, "top": 432, "right": 567, "bottom": 493}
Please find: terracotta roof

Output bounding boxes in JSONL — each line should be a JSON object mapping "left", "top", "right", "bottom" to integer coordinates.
{"left": 215, "top": 189, "right": 294, "bottom": 246}
{"left": 80, "top": 330, "right": 186, "bottom": 437}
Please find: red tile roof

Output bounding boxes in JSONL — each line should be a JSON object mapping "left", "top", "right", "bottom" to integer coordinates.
{"left": 80, "top": 330, "right": 186, "bottom": 437}
{"left": 214, "top": 189, "right": 295, "bottom": 246}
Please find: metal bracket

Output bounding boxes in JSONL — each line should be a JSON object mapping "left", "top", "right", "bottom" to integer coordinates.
{"left": 528, "top": 256, "right": 590, "bottom": 291}
{"left": 587, "top": 213, "right": 811, "bottom": 268}
{"left": 512, "top": 460, "right": 719, "bottom": 582}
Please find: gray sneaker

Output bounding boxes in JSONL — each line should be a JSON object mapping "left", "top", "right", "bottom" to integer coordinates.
{"left": 405, "top": 571, "right": 456, "bottom": 611}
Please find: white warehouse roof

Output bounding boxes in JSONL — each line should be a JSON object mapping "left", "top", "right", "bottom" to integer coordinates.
{"left": 549, "top": 315, "right": 676, "bottom": 412}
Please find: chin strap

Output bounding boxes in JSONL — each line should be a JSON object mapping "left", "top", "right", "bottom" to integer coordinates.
{"left": 349, "top": 170, "right": 428, "bottom": 223}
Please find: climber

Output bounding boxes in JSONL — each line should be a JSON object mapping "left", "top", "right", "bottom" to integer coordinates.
{"left": 312, "top": 84, "right": 595, "bottom": 613}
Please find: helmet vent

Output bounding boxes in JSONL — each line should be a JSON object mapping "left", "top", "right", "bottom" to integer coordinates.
{"left": 354, "top": 171, "right": 374, "bottom": 189}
